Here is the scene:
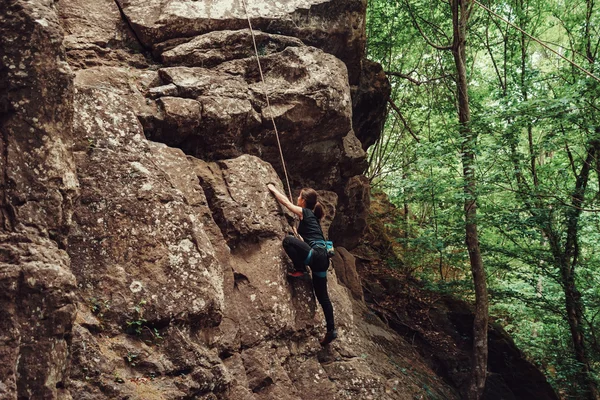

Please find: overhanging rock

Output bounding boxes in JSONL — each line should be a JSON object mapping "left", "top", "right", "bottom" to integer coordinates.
{"left": 115, "top": 0, "right": 366, "bottom": 83}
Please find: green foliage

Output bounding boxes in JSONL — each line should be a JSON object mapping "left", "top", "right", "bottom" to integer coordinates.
{"left": 125, "top": 300, "right": 163, "bottom": 345}
{"left": 125, "top": 300, "right": 148, "bottom": 336}
{"left": 89, "top": 297, "right": 110, "bottom": 318}
{"left": 125, "top": 351, "right": 138, "bottom": 367}
{"left": 366, "top": 0, "right": 600, "bottom": 397}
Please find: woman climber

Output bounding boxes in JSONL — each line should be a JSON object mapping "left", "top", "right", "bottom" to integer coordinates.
{"left": 267, "top": 184, "right": 337, "bottom": 346}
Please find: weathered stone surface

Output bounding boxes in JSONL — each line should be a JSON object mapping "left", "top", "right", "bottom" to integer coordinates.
{"left": 242, "top": 46, "right": 352, "bottom": 140}
{"left": 318, "top": 299, "right": 460, "bottom": 400}
{"left": 74, "top": 66, "right": 159, "bottom": 120}
{"left": 157, "top": 96, "right": 202, "bottom": 142}
{"left": 162, "top": 29, "right": 304, "bottom": 68}
{"left": 0, "top": 235, "right": 77, "bottom": 399}
{"left": 63, "top": 74, "right": 437, "bottom": 399}
{"left": 0, "top": 1, "right": 78, "bottom": 241}
{"left": 352, "top": 59, "right": 391, "bottom": 150}
{"left": 330, "top": 175, "right": 371, "bottom": 249}
{"left": 316, "top": 190, "right": 338, "bottom": 238}
{"left": 115, "top": 0, "right": 366, "bottom": 83}
{"left": 331, "top": 246, "right": 364, "bottom": 301}
{"left": 68, "top": 85, "right": 226, "bottom": 332}
{"left": 341, "top": 130, "right": 368, "bottom": 177}
{"left": 0, "top": 1, "right": 79, "bottom": 398}
{"left": 158, "top": 45, "right": 351, "bottom": 142}
{"left": 144, "top": 66, "right": 260, "bottom": 158}
{"left": 229, "top": 44, "right": 354, "bottom": 193}
{"left": 192, "top": 155, "right": 291, "bottom": 248}
{"left": 63, "top": 74, "right": 451, "bottom": 400}
{"left": 158, "top": 66, "right": 250, "bottom": 99}
{"left": 58, "top": 0, "right": 148, "bottom": 69}
{"left": 145, "top": 45, "right": 358, "bottom": 196}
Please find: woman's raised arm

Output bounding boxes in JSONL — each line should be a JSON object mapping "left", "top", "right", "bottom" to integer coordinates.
{"left": 267, "top": 184, "right": 303, "bottom": 218}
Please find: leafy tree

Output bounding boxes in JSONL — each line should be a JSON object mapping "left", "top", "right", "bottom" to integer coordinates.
{"left": 366, "top": 0, "right": 600, "bottom": 398}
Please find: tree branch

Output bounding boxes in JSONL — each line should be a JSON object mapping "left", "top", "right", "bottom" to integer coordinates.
{"left": 387, "top": 98, "right": 420, "bottom": 143}
{"left": 385, "top": 71, "right": 452, "bottom": 86}
{"left": 404, "top": 0, "right": 453, "bottom": 51}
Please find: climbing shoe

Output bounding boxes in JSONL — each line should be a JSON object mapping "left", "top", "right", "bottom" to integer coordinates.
{"left": 320, "top": 329, "right": 338, "bottom": 346}
{"left": 287, "top": 270, "right": 306, "bottom": 278}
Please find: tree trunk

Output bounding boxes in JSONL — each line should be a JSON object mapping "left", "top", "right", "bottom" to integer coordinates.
{"left": 561, "top": 140, "right": 600, "bottom": 399}
{"left": 542, "top": 139, "right": 599, "bottom": 399}
{"left": 451, "top": 0, "right": 489, "bottom": 398}
{"left": 562, "top": 265, "right": 598, "bottom": 399}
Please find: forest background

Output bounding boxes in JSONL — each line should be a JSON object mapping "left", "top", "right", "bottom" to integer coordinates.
{"left": 364, "top": 0, "right": 600, "bottom": 398}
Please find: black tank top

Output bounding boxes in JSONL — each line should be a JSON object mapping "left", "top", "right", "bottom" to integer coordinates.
{"left": 298, "top": 208, "right": 325, "bottom": 247}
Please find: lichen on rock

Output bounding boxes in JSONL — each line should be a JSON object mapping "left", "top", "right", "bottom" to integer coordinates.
{"left": 0, "top": 0, "right": 462, "bottom": 399}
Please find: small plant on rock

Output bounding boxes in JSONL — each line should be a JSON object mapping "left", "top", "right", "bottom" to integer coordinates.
{"left": 114, "top": 373, "right": 125, "bottom": 383}
{"left": 125, "top": 299, "right": 148, "bottom": 335}
{"left": 125, "top": 351, "right": 138, "bottom": 367}
{"left": 124, "top": 299, "right": 164, "bottom": 345}
{"left": 89, "top": 297, "right": 110, "bottom": 318}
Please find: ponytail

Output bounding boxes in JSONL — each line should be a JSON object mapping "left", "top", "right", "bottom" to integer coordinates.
{"left": 313, "top": 201, "right": 325, "bottom": 221}
{"left": 300, "top": 188, "right": 326, "bottom": 221}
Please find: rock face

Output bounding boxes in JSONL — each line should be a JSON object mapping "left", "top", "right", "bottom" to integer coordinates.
{"left": 0, "top": 1, "right": 78, "bottom": 398}
{"left": 115, "top": 0, "right": 367, "bottom": 83}
{"left": 0, "top": 0, "right": 451, "bottom": 399}
{"left": 145, "top": 43, "right": 356, "bottom": 185}
{"left": 0, "top": 1, "right": 554, "bottom": 399}
{"left": 330, "top": 247, "right": 364, "bottom": 301}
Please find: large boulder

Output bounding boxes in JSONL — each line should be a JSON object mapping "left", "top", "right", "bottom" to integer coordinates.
{"left": 329, "top": 175, "right": 371, "bottom": 249}
{"left": 59, "top": 72, "right": 450, "bottom": 398}
{"left": 60, "top": 0, "right": 375, "bottom": 249}
{"left": 330, "top": 246, "right": 364, "bottom": 301}
{"left": 145, "top": 43, "right": 355, "bottom": 190}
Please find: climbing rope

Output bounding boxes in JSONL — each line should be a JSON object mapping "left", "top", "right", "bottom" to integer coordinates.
{"left": 240, "top": 0, "right": 295, "bottom": 202}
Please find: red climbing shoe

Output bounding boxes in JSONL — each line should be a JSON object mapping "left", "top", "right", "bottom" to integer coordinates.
{"left": 320, "top": 329, "right": 338, "bottom": 346}
{"left": 287, "top": 271, "right": 306, "bottom": 278}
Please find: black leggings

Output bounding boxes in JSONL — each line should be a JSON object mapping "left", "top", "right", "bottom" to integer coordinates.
{"left": 283, "top": 235, "right": 335, "bottom": 332}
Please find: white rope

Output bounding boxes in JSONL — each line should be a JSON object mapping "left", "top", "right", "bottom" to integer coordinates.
{"left": 241, "top": 0, "right": 295, "bottom": 202}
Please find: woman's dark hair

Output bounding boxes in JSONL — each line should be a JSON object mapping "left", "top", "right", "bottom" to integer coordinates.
{"left": 300, "top": 188, "right": 325, "bottom": 220}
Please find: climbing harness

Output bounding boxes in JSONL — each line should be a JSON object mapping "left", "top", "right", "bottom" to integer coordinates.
{"left": 308, "top": 240, "right": 335, "bottom": 258}
{"left": 303, "top": 238, "right": 334, "bottom": 278}
{"left": 241, "top": 0, "right": 295, "bottom": 202}
{"left": 303, "top": 248, "right": 329, "bottom": 278}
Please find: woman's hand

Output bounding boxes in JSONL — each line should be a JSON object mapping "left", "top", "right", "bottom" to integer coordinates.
{"left": 267, "top": 183, "right": 303, "bottom": 218}
{"left": 292, "top": 226, "right": 303, "bottom": 241}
